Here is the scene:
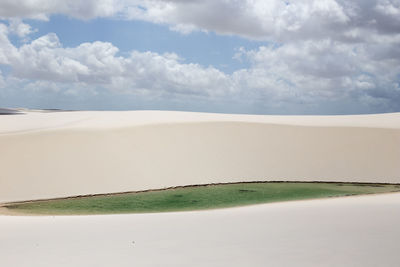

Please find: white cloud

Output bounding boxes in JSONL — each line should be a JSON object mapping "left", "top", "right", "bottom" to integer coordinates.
{"left": 0, "top": 1, "right": 398, "bottom": 42}
{"left": 375, "top": 0, "right": 400, "bottom": 16}
{"left": 8, "top": 18, "right": 36, "bottom": 37}
{"left": 0, "top": 23, "right": 18, "bottom": 64}
{"left": 1, "top": 22, "right": 399, "bottom": 111}
{"left": 0, "top": 0, "right": 122, "bottom": 20}
{"left": 0, "top": 25, "right": 231, "bottom": 99}
{"left": 0, "top": 1, "right": 399, "bottom": 113}
{"left": 121, "top": 0, "right": 400, "bottom": 43}
{"left": 234, "top": 38, "right": 400, "bottom": 105}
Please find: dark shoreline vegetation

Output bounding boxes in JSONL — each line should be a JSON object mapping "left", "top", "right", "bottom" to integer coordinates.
{"left": 5, "top": 182, "right": 400, "bottom": 215}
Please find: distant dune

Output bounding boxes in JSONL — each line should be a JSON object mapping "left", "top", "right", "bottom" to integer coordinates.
{"left": 0, "top": 108, "right": 24, "bottom": 115}
{"left": 1, "top": 110, "right": 399, "bottom": 203}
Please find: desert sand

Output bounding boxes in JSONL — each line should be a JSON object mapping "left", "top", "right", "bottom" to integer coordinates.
{"left": 0, "top": 110, "right": 399, "bottom": 202}
{"left": 1, "top": 110, "right": 400, "bottom": 267}
{"left": 1, "top": 193, "right": 400, "bottom": 267}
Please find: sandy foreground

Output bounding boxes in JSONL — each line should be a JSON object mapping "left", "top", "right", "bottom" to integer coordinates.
{"left": 1, "top": 193, "right": 400, "bottom": 267}
{"left": 1, "top": 110, "right": 400, "bottom": 202}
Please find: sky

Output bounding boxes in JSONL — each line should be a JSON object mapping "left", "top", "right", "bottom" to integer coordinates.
{"left": 0, "top": 0, "right": 399, "bottom": 115}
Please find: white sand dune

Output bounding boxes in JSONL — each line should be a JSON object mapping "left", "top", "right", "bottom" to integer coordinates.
{"left": 1, "top": 193, "right": 400, "bottom": 267}
{"left": 1, "top": 111, "right": 400, "bottom": 202}
{"left": 1, "top": 110, "right": 400, "bottom": 267}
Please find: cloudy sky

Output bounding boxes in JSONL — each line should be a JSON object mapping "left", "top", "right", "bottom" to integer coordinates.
{"left": 0, "top": 0, "right": 399, "bottom": 114}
